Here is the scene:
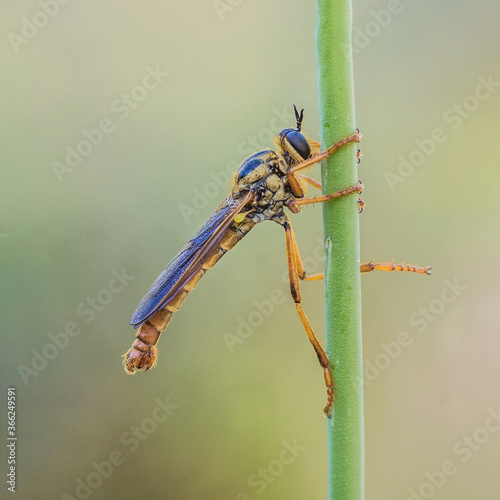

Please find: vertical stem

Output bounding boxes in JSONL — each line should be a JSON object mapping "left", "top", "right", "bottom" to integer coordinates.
{"left": 315, "top": 1, "right": 364, "bottom": 499}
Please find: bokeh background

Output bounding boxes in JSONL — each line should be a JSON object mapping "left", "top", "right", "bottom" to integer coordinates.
{"left": 2, "top": 1, "right": 500, "bottom": 499}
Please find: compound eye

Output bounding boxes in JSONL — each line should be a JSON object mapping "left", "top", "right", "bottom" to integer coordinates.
{"left": 286, "top": 131, "right": 310, "bottom": 159}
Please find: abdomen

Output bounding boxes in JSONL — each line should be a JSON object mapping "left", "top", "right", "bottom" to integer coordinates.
{"left": 123, "top": 216, "right": 257, "bottom": 373}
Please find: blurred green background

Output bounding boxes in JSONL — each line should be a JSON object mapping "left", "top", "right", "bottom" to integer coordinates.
{"left": 2, "top": 1, "right": 500, "bottom": 499}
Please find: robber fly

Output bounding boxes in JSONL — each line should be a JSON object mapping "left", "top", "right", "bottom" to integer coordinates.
{"left": 124, "top": 106, "right": 430, "bottom": 416}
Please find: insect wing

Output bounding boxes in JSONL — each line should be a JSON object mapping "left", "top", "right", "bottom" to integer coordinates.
{"left": 130, "top": 192, "right": 253, "bottom": 327}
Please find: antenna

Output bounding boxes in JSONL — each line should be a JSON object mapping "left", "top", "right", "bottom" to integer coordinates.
{"left": 293, "top": 104, "right": 304, "bottom": 131}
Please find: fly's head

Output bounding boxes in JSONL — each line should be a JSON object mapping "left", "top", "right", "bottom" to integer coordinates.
{"left": 275, "top": 105, "right": 320, "bottom": 167}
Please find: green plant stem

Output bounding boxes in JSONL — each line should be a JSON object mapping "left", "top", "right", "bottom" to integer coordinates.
{"left": 315, "top": 1, "right": 364, "bottom": 499}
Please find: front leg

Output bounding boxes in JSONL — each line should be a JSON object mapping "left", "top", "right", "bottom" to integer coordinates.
{"left": 289, "top": 130, "right": 362, "bottom": 175}
{"left": 285, "top": 130, "right": 362, "bottom": 198}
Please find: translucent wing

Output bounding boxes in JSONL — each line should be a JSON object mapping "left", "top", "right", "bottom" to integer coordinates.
{"left": 130, "top": 191, "right": 253, "bottom": 327}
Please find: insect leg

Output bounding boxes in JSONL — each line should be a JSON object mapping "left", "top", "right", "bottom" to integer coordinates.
{"left": 288, "top": 224, "right": 324, "bottom": 282}
{"left": 299, "top": 175, "right": 365, "bottom": 212}
{"left": 285, "top": 132, "right": 361, "bottom": 197}
{"left": 284, "top": 220, "right": 335, "bottom": 417}
{"left": 289, "top": 130, "right": 362, "bottom": 175}
{"left": 361, "top": 261, "right": 431, "bottom": 275}
{"left": 287, "top": 182, "right": 364, "bottom": 213}
{"left": 289, "top": 220, "right": 431, "bottom": 285}
{"left": 300, "top": 175, "right": 322, "bottom": 190}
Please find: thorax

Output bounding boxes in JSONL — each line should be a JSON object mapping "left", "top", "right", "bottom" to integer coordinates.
{"left": 232, "top": 149, "right": 294, "bottom": 226}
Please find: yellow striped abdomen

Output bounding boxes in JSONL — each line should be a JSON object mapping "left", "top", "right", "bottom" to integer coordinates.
{"left": 123, "top": 217, "right": 256, "bottom": 374}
